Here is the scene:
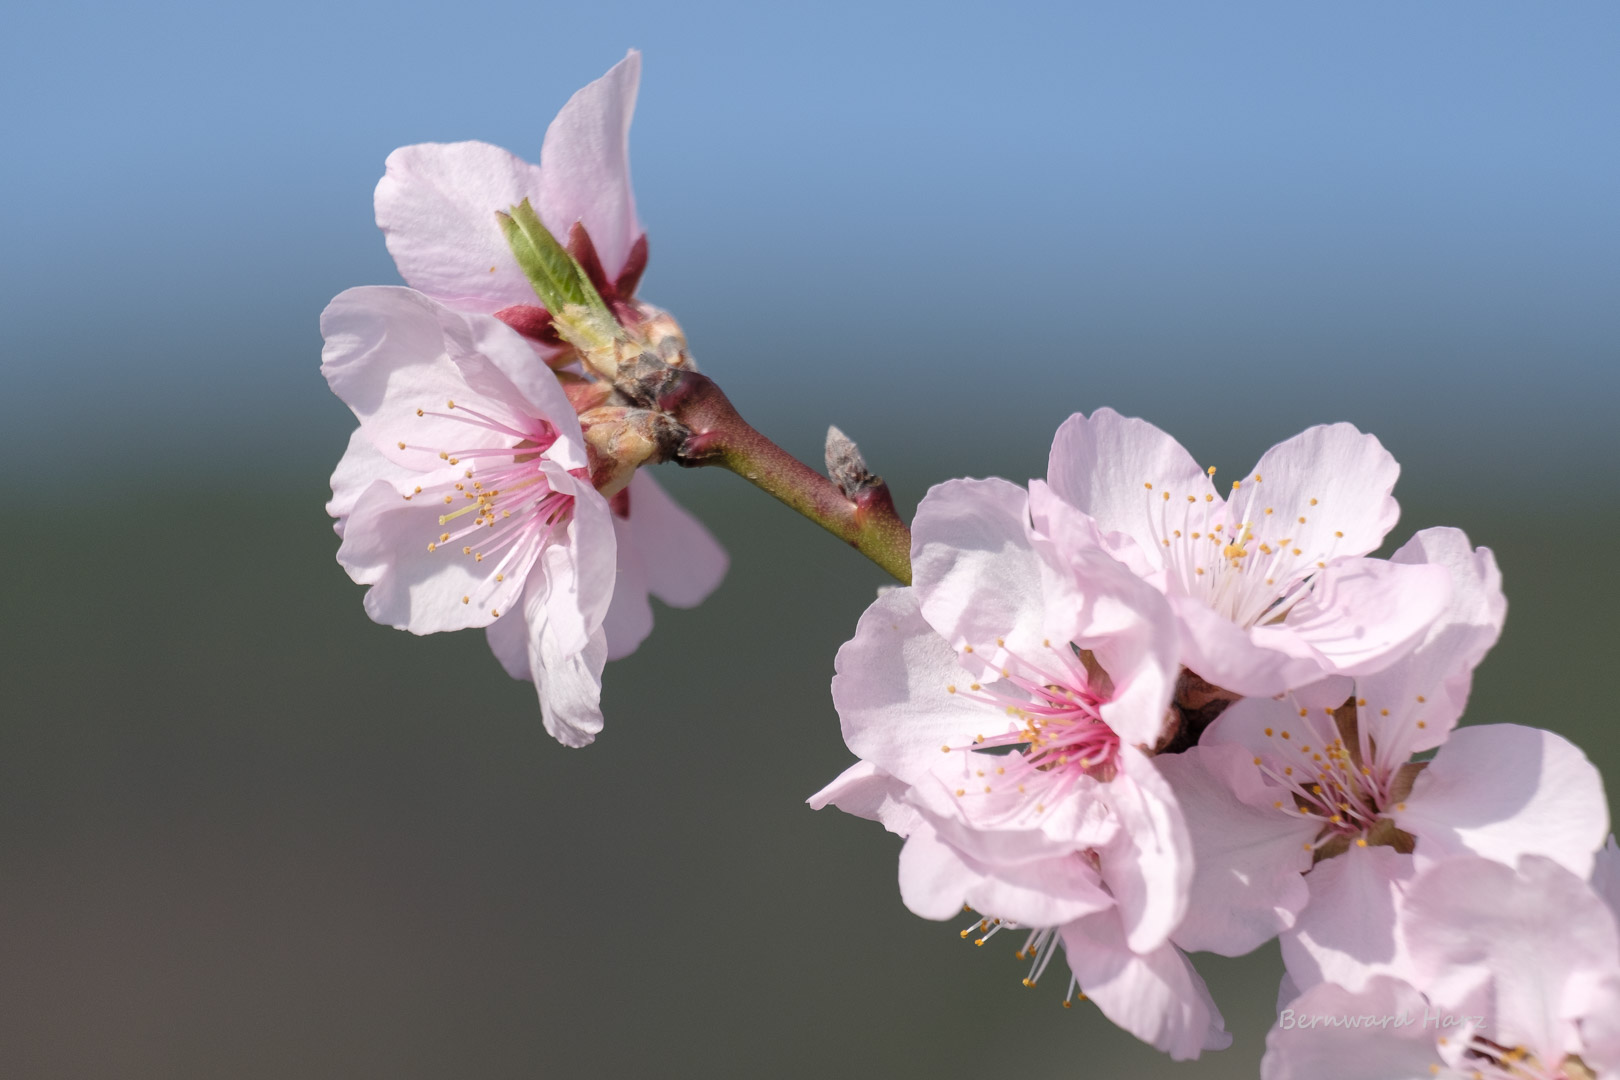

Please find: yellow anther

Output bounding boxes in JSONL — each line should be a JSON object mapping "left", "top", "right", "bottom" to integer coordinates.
{"left": 1381, "top": 708, "right": 1390, "bottom": 716}
{"left": 439, "top": 532, "right": 450, "bottom": 542}
{"left": 439, "top": 451, "right": 449, "bottom": 460}
{"left": 1144, "top": 482, "right": 1153, "bottom": 489}
{"left": 1207, "top": 466, "right": 1216, "bottom": 476}
{"left": 1356, "top": 838, "right": 1368, "bottom": 847}
{"left": 996, "top": 637, "right": 1005, "bottom": 647}
{"left": 427, "top": 542, "right": 437, "bottom": 552}
{"left": 1264, "top": 727, "right": 1274, "bottom": 736}
{"left": 1298, "top": 708, "right": 1309, "bottom": 718}
{"left": 461, "top": 596, "right": 469, "bottom": 604}
{"left": 1416, "top": 695, "right": 1426, "bottom": 703}
{"left": 1280, "top": 731, "right": 1291, "bottom": 739}
{"left": 397, "top": 441, "right": 406, "bottom": 449}
{"left": 955, "top": 788, "right": 966, "bottom": 796}
{"left": 1335, "top": 530, "right": 1344, "bottom": 538}
{"left": 1309, "top": 497, "right": 1318, "bottom": 506}
{"left": 963, "top": 645, "right": 974, "bottom": 653}
{"left": 490, "top": 608, "right": 499, "bottom": 617}
{"left": 446, "top": 400, "right": 455, "bottom": 409}
{"left": 1298, "top": 516, "right": 1307, "bottom": 524}
{"left": 947, "top": 685, "right": 957, "bottom": 694}
{"left": 1187, "top": 495, "right": 1196, "bottom": 503}
{"left": 495, "top": 574, "right": 504, "bottom": 582}
{"left": 1205, "top": 494, "right": 1214, "bottom": 502}
{"left": 462, "top": 546, "right": 472, "bottom": 555}
{"left": 970, "top": 683, "right": 981, "bottom": 691}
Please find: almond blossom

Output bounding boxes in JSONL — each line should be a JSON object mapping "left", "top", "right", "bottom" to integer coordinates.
{"left": 1158, "top": 527, "right": 1609, "bottom": 993}
{"left": 322, "top": 285, "right": 617, "bottom": 746}
{"left": 369, "top": 48, "right": 726, "bottom": 661}
{"left": 810, "top": 477, "right": 1229, "bottom": 1059}
{"left": 1262, "top": 855, "right": 1620, "bottom": 1080}
{"left": 1045, "top": 408, "right": 1452, "bottom": 697}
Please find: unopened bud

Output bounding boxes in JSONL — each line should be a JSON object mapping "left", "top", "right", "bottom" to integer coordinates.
{"left": 825, "top": 426, "right": 881, "bottom": 499}
{"left": 579, "top": 406, "right": 682, "bottom": 498}
{"left": 630, "top": 303, "right": 696, "bottom": 371}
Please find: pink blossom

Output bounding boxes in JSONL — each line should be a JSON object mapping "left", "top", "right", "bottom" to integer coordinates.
{"left": 1162, "top": 527, "right": 1608, "bottom": 993}
{"left": 368, "top": 49, "right": 726, "bottom": 658}
{"left": 1045, "top": 408, "right": 1452, "bottom": 697}
{"left": 810, "top": 478, "right": 1229, "bottom": 1058}
{"left": 1262, "top": 856, "right": 1620, "bottom": 1080}
{"left": 322, "top": 286, "right": 615, "bottom": 746}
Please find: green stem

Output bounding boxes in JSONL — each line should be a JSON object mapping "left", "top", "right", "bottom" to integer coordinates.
{"left": 655, "top": 370, "right": 912, "bottom": 584}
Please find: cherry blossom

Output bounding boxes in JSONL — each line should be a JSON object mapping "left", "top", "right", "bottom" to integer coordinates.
{"left": 810, "top": 477, "right": 1229, "bottom": 1058}
{"left": 1262, "top": 856, "right": 1620, "bottom": 1080}
{"left": 322, "top": 285, "right": 616, "bottom": 746}
{"left": 1160, "top": 527, "right": 1608, "bottom": 993}
{"left": 1045, "top": 408, "right": 1452, "bottom": 697}
{"left": 369, "top": 49, "right": 726, "bottom": 659}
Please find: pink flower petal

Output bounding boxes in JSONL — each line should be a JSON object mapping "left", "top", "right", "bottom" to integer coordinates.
{"left": 1046, "top": 408, "right": 1214, "bottom": 574}
{"left": 620, "top": 471, "right": 727, "bottom": 609}
{"left": 1402, "top": 855, "right": 1620, "bottom": 1058}
{"left": 1062, "top": 907, "right": 1232, "bottom": 1061}
{"left": 1260, "top": 977, "right": 1445, "bottom": 1080}
{"left": 806, "top": 761, "right": 922, "bottom": 838}
{"left": 832, "top": 587, "right": 999, "bottom": 786}
{"left": 1156, "top": 744, "right": 1317, "bottom": 957}
{"left": 1396, "top": 724, "right": 1610, "bottom": 879}
{"left": 896, "top": 822, "right": 1114, "bottom": 926}
{"left": 375, "top": 141, "right": 546, "bottom": 315}
{"left": 1280, "top": 842, "right": 1418, "bottom": 994}
{"left": 536, "top": 50, "right": 643, "bottom": 284}
{"left": 1226, "top": 422, "right": 1401, "bottom": 564}
{"left": 1354, "top": 526, "right": 1505, "bottom": 756}
{"left": 1097, "top": 750, "right": 1193, "bottom": 954}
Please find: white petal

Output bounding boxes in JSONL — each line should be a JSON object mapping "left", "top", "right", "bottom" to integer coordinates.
{"left": 806, "top": 761, "right": 922, "bottom": 838}
{"left": 1354, "top": 527, "right": 1505, "bottom": 755}
{"left": 1402, "top": 854, "right": 1620, "bottom": 1058}
{"left": 1098, "top": 750, "right": 1193, "bottom": 954}
{"left": 536, "top": 50, "right": 643, "bottom": 284}
{"left": 337, "top": 479, "right": 529, "bottom": 634}
{"left": 1396, "top": 724, "right": 1610, "bottom": 879}
{"left": 620, "top": 471, "right": 727, "bottom": 609}
{"left": 911, "top": 477, "right": 1047, "bottom": 670}
{"left": 1255, "top": 557, "right": 1452, "bottom": 680}
{"left": 600, "top": 513, "right": 653, "bottom": 662}
{"left": 1227, "top": 422, "right": 1402, "bottom": 564}
{"left": 1062, "top": 907, "right": 1232, "bottom": 1061}
{"left": 1260, "top": 977, "right": 1445, "bottom": 1080}
{"left": 1157, "top": 744, "right": 1317, "bottom": 957}
{"left": 831, "top": 587, "right": 995, "bottom": 786}
{"left": 375, "top": 141, "right": 546, "bottom": 315}
{"left": 1281, "top": 843, "right": 1418, "bottom": 994}
{"left": 1045, "top": 408, "right": 1214, "bottom": 573}
{"left": 328, "top": 426, "right": 417, "bottom": 537}
{"left": 896, "top": 822, "right": 1113, "bottom": 926}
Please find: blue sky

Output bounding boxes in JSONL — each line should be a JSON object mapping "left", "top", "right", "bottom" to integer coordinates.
{"left": 3, "top": 0, "right": 1617, "bottom": 492}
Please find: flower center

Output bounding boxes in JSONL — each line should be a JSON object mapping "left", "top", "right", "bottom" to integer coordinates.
{"left": 398, "top": 399, "right": 574, "bottom": 616}
{"left": 1138, "top": 470, "right": 1350, "bottom": 628}
{"left": 940, "top": 640, "right": 1122, "bottom": 808}
{"left": 1252, "top": 697, "right": 1415, "bottom": 857}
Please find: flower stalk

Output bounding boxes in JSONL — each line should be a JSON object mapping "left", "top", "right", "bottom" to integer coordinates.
{"left": 653, "top": 368, "right": 913, "bottom": 584}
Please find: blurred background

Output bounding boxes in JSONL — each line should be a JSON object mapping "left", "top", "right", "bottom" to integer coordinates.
{"left": 2, "top": 1, "right": 1617, "bottom": 1075}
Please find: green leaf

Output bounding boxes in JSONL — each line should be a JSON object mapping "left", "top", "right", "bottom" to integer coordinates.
{"left": 496, "top": 199, "right": 623, "bottom": 352}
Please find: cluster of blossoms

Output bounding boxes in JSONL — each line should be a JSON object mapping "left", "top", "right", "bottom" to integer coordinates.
{"left": 811, "top": 412, "right": 1614, "bottom": 1069}
{"left": 321, "top": 53, "right": 1615, "bottom": 1073}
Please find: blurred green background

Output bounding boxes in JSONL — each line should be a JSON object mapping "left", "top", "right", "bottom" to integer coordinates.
{"left": 1, "top": 440, "right": 1614, "bottom": 1077}
{"left": 4, "top": 0, "right": 1618, "bottom": 1074}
